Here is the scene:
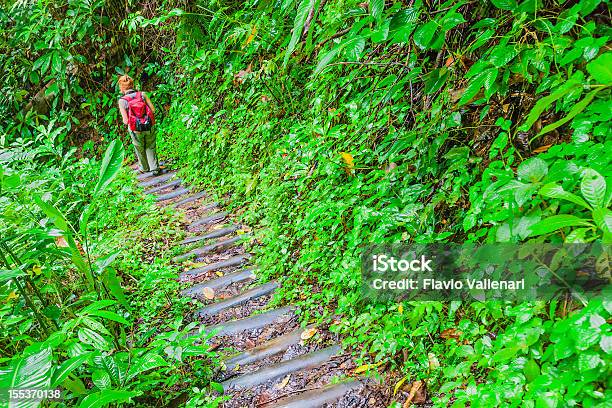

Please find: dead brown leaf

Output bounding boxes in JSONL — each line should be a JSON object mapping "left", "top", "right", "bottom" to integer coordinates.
{"left": 202, "top": 287, "right": 215, "bottom": 300}
{"left": 440, "top": 328, "right": 462, "bottom": 340}
{"left": 403, "top": 380, "right": 427, "bottom": 407}
{"left": 300, "top": 327, "right": 317, "bottom": 340}
{"left": 532, "top": 144, "right": 552, "bottom": 153}
{"left": 275, "top": 374, "right": 290, "bottom": 390}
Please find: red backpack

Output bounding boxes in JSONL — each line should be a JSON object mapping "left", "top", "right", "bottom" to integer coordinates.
{"left": 121, "top": 91, "right": 155, "bottom": 131}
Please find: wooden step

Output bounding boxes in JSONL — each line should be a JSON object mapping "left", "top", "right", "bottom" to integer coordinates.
{"left": 179, "top": 254, "right": 250, "bottom": 280}
{"left": 144, "top": 179, "right": 182, "bottom": 194}
{"left": 156, "top": 187, "right": 190, "bottom": 201}
{"left": 196, "top": 281, "right": 278, "bottom": 318}
{"left": 202, "top": 305, "right": 295, "bottom": 338}
{"left": 179, "top": 226, "right": 238, "bottom": 245}
{"left": 272, "top": 380, "right": 363, "bottom": 408}
{"left": 188, "top": 211, "right": 227, "bottom": 229}
{"left": 172, "top": 192, "right": 208, "bottom": 208}
{"left": 138, "top": 172, "right": 176, "bottom": 188}
{"left": 173, "top": 234, "right": 249, "bottom": 262}
{"left": 136, "top": 168, "right": 170, "bottom": 181}
{"left": 181, "top": 268, "right": 256, "bottom": 297}
{"left": 222, "top": 345, "right": 340, "bottom": 390}
{"left": 224, "top": 326, "right": 305, "bottom": 371}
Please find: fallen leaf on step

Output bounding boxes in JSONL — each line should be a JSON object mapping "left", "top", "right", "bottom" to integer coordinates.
{"left": 202, "top": 287, "right": 215, "bottom": 300}
{"left": 215, "top": 271, "right": 224, "bottom": 277}
{"left": 300, "top": 327, "right": 317, "bottom": 340}
{"left": 275, "top": 374, "right": 290, "bottom": 389}
{"left": 354, "top": 361, "right": 382, "bottom": 374}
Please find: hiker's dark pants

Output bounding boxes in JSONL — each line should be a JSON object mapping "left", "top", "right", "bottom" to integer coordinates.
{"left": 129, "top": 129, "right": 159, "bottom": 172}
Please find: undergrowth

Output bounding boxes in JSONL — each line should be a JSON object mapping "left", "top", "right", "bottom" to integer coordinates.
{"left": 0, "top": 0, "right": 610, "bottom": 406}
{"left": 155, "top": 0, "right": 611, "bottom": 405}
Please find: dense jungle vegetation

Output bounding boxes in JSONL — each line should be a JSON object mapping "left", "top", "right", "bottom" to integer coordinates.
{"left": 1, "top": 0, "right": 610, "bottom": 406}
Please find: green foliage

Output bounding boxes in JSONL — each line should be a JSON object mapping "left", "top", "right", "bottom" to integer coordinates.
{"left": 153, "top": 0, "right": 610, "bottom": 405}
{"left": 0, "top": 0, "right": 610, "bottom": 405}
{"left": 0, "top": 124, "right": 220, "bottom": 405}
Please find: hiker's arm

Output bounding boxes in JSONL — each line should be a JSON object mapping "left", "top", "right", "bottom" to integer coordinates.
{"left": 143, "top": 93, "right": 155, "bottom": 113}
{"left": 118, "top": 100, "right": 129, "bottom": 125}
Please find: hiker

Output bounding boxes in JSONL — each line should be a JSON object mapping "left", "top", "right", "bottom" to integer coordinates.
{"left": 117, "top": 75, "right": 160, "bottom": 174}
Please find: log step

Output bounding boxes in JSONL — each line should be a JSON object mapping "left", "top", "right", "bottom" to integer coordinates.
{"left": 179, "top": 254, "right": 250, "bottom": 280}
{"left": 196, "top": 281, "right": 278, "bottom": 318}
{"left": 188, "top": 211, "right": 227, "bottom": 229}
{"left": 222, "top": 345, "right": 341, "bottom": 390}
{"left": 144, "top": 179, "right": 182, "bottom": 194}
{"left": 172, "top": 192, "right": 208, "bottom": 208}
{"left": 173, "top": 234, "right": 249, "bottom": 263}
{"left": 224, "top": 326, "right": 305, "bottom": 371}
{"left": 203, "top": 305, "right": 295, "bottom": 339}
{"left": 136, "top": 168, "right": 170, "bottom": 181}
{"left": 272, "top": 380, "right": 363, "bottom": 408}
{"left": 156, "top": 187, "right": 190, "bottom": 201}
{"left": 180, "top": 226, "right": 238, "bottom": 245}
{"left": 138, "top": 172, "right": 176, "bottom": 188}
{"left": 181, "top": 268, "right": 256, "bottom": 297}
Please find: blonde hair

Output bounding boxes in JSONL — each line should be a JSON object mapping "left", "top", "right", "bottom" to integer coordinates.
{"left": 117, "top": 75, "right": 134, "bottom": 93}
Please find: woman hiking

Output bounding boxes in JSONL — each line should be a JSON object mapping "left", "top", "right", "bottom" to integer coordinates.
{"left": 117, "top": 75, "right": 160, "bottom": 174}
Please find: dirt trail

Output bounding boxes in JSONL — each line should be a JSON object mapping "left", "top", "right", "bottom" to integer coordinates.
{"left": 134, "top": 166, "right": 393, "bottom": 407}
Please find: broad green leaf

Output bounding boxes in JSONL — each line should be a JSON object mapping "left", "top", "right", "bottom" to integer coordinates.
{"left": 524, "top": 359, "right": 540, "bottom": 382}
{"left": 519, "top": 80, "right": 580, "bottom": 132}
{"left": 0, "top": 347, "right": 53, "bottom": 408}
{"left": 565, "top": 228, "right": 589, "bottom": 243}
{"left": 93, "top": 354, "right": 123, "bottom": 387}
{"left": 101, "top": 269, "right": 128, "bottom": 308}
{"left": 80, "top": 300, "right": 117, "bottom": 315}
{"left": 92, "top": 369, "right": 111, "bottom": 390}
{"left": 0, "top": 269, "right": 26, "bottom": 282}
{"left": 441, "top": 11, "right": 465, "bottom": 30}
{"left": 536, "top": 87, "right": 603, "bottom": 137}
{"left": 314, "top": 37, "right": 364, "bottom": 75}
{"left": 581, "top": 168, "right": 606, "bottom": 208}
{"left": 492, "top": 346, "right": 519, "bottom": 362}
{"left": 491, "top": 0, "right": 517, "bottom": 10}
{"left": 370, "top": 0, "right": 384, "bottom": 22}
{"left": 344, "top": 37, "right": 365, "bottom": 61}
{"left": 283, "top": 0, "right": 315, "bottom": 67}
{"left": 34, "top": 196, "right": 69, "bottom": 232}
{"left": 586, "top": 52, "right": 612, "bottom": 84}
{"left": 389, "top": 7, "right": 419, "bottom": 43}
{"left": 540, "top": 183, "right": 591, "bottom": 210}
{"left": 592, "top": 208, "right": 612, "bottom": 233}
{"left": 51, "top": 52, "right": 62, "bottom": 74}
{"left": 51, "top": 353, "right": 93, "bottom": 388}
{"left": 87, "top": 310, "right": 129, "bottom": 325}
{"left": 78, "top": 390, "right": 140, "bottom": 408}
{"left": 94, "top": 140, "right": 125, "bottom": 196}
{"left": 489, "top": 45, "right": 519, "bottom": 67}
{"left": 517, "top": 157, "right": 548, "bottom": 182}
{"left": 529, "top": 215, "right": 593, "bottom": 236}
{"left": 413, "top": 21, "right": 437, "bottom": 49}
{"left": 424, "top": 68, "right": 448, "bottom": 95}
{"left": 77, "top": 328, "right": 111, "bottom": 351}
{"left": 126, "top": 353, "right": 168, "bottom": 381}
{"left": 458, "top": 71, "right": 486, "bottom": 105}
